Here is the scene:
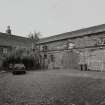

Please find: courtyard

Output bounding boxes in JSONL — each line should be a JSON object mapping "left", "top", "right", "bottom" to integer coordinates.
{"left": 0, "top": 69, "right": 105, "bottom": 105}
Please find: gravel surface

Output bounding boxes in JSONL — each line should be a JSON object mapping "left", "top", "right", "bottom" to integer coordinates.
{"left": 0, "top": 70, "right": 105, "bottom": 105}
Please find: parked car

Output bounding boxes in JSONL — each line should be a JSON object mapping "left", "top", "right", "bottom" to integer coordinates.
{"left": 12, "top": 63, "right": 26, "bottom": 74}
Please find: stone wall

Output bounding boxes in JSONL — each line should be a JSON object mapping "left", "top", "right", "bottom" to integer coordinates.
{"left": 0, "top": 33, "right": 34, "bottom": 68}
{"left": 40, "top": 32, "right": 105, "bottom": 70}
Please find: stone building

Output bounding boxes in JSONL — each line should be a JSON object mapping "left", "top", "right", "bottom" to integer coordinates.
{"left": 0, "top": 28, "right": 34, "bottom": 68}
{"left": 39, "top": 24, "right": 105, "bottom": 71}
{"left": 1, "top": 24, "right": 105, "bottom": 71}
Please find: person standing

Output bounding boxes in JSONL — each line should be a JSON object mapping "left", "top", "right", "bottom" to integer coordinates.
{"left": 79, "top": 52, "right": 88, "bottom": 71}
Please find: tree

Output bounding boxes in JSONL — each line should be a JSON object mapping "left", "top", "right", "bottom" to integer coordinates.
{"left": 28, "top": 31, "right": 41, "bottom": 69}
{"left": 28, "top": 31, "right": 41, "bottom": 41}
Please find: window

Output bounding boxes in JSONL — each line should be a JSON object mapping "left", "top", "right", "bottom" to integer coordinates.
{"left": 0, "top": 48, "right": 3, "bottom": 54}
{"left": 44, "top": 46, "right": 48, "bottom": 51}
{"left": 40, "top": 46, "right": 43, "bottom": 51}
{"left": 50, "top": 54, "right": 54, "bottom": 62}
{"left": 40, "top": 55, "right": 42, "bottom": 59}
{"left": 43, "top": 45, "right": 48, "bottom": 51}
{"left": 3, "top": 48, "right": 8, "bottom": 54}
{"left": 68, "top": 42, "right": 75, "bottom": 49}
{"left": 44, "top": 54, "right": 47, "bottom": 59}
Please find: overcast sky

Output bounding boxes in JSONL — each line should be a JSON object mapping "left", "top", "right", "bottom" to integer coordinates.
{"left": 0, "top": 0, "right": 105, "bottom": 37}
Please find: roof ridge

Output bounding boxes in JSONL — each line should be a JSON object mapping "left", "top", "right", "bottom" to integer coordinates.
{"left": 42, "top": 23, "right": 105, "bottom": 39}
{"left": 0, "top": 32, "right": 31, "bottom": 40}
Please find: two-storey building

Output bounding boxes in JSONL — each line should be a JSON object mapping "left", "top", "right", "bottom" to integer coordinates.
{"left": 39, "top": 24, "right": 105, "bottom": 71}
{"left": 0, "top": 29, "right": 34, "bottom": 68}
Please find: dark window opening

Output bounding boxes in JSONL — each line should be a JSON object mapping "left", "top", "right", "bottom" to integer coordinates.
{"left": 44, "top": 54, "right": 47, "bottom": 59}
{"left": 50, "top": 54, "right": 54, "bottom": 62}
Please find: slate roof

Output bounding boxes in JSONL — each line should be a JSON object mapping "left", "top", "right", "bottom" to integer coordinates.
{"left": 0, "top": 32, "right": 33, "bottom": 48}
{"left": 40, "top": 24, "right": 105, "bottom": 44}
{"left": 1, "top": 24, "right": 105, "bottom": 46}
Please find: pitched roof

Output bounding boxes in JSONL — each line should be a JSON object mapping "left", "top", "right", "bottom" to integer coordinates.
{"left": 40, "top": 24, "right": 105, "bottom": 44}
{"left": 0, "top": 32, "right": 33, "bottom": 48}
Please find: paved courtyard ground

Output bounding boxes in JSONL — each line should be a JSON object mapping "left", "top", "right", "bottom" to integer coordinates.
{"left": 0, "top": 69, "right": 105, "bottom": 105}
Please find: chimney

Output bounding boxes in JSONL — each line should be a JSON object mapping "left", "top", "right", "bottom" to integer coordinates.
{"left": 6, "top": 26, "right": 11, "bottom": 34}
